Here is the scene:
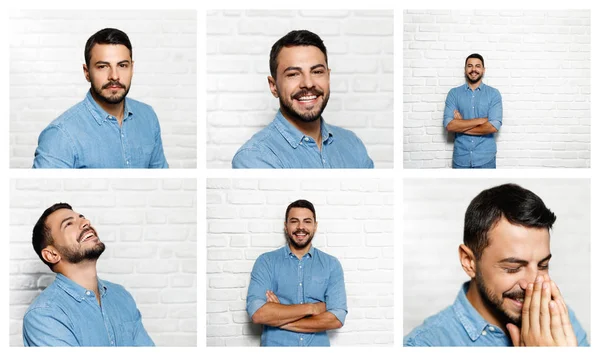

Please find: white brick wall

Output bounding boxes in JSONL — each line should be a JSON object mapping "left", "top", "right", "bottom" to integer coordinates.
{"left": 9, "top": 10, "right": 197, "bottom": 168}
{"left": 403, "top": 179, "right": 590, "bottom": 340}
{"left": 9, "top": 178, "right": 197, "bottom": 347}
{"left": 206, "top": 178, "right": 394, "bottom": 346}
{"left": 404, "top": 10, "right": 591, "bottom": 168}
{"left": 207, "top": 10, "right": 394, "bottom": 168}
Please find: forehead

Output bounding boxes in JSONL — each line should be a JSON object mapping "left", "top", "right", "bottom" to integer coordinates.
{"left": 466, "top": 58, "right": 483, "bottom": 66}
{"left": 482, "top": 217, "right": 550, "bottom": 262}
{"left": 287, "top": 207, "right": 315, "bottom": 220}
{"left": 46, "top": 209, "right": 78, "bottom": 230}
{"left": 89, "top": 44, "right": 131, "bottom": 63}
{"left": 276, "top": 45, "right": 326, "bottom": 72}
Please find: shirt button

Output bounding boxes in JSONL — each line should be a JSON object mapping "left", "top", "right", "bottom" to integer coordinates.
{"left": 299, "top": 283, "right": 302, "bottom": 286}
{"left": 300, "top": 338, "right": 303, "bottom": 341}
{"left": 304, "top": 137, "right": 309, "bottom": 142}
{"left": 482, "top": 330, "right": 487, "bottom": 336}
{"left": 86, "top": 291, "right": 91, "bottom": 296}
{"left": 489, "top": 326, "right": 495, "bottom": 332}
{"left": 126, "top": 161, "right": 129, "bottom": 164}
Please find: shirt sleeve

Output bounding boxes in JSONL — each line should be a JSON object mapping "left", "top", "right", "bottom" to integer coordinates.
{"left": 232, "top": 148, "right": 282, "bottom": 169}
{"left": 148, "top": 111, "right": 169, "bottom": 168}
{"left": 23, "top": 307, "right": 79, "bottom": 346}
{"left": 32, "top": 125, "right": 76, "bottom": 168}
{"left": 325, "top": 258, "right": 348, "bottom": 326}
{"left": 132, "top": 308, "right": 155, "bottom": 346}
{"left": 567, "top": 306, "right": 589, "bottom": 346}
{"left": 487, "top": 89, "right": 503, "bottom": 131}
{"left": 353, "top": 133, "right": 374, "bottom": 169}
{"left": 443, "top": 89, "right": 458, "bottom": 129}
{"left": 246, "top": 254, "right": 271, "bottom": 318}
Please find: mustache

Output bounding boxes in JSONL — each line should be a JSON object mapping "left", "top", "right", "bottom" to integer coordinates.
{"left": 293, "top": 89, "right": 323, "bottom": 100}
{"left": 78, "top": 227, "right": 97, "bottom": 243}
{"left": 102, "top": 81, "right": 125, "bottom": 89}
{"left": 503, "top": 290, "right": 525, "bottom": 300}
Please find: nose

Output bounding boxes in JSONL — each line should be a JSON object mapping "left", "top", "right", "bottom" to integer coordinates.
{"left": 299, "top": 73, "right": 314, "bottom": 89}
{"left": 79, "top": 217, "right": 90, "bottom": 230}
{"left": 108, "top": 66, "right": 119, "bottom": 81}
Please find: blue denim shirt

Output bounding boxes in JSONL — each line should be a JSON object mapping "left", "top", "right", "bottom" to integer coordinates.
{"left": 443, "top": 83, "right": 502, "bottom": 167}
{"left": 404, "top": 282, "right": 589, "bottom": 347}
{"left": 33, "top": 91, "right": 168, "bottom": 168}
{"left": 23, "top": 273, "right": 154, "bottom": 347}
{"left": 246, "top": 245, "right": 348, "bottom": 346}
{"left": 232, "top": 110, "right": 374, "bottom": 168}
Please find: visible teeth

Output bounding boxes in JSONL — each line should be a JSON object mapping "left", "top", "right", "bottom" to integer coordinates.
{"left": 81, "top": 232, "right": 94, "bottom": 242}
{"left": 298, "top": 95, "right": 317, "bottom": 101}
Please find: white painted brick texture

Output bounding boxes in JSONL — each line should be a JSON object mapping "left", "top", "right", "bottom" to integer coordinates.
{"left": 9, "top": 10, "right": 197, "bottom": 168}
{"left": 9, "top": 179, "right": 197, "bottom": 347}
{"left": 403, "top": 179, "right": 590, "bottom": 339}
{"left": 404, "top": 10, "right": 590, "bottom": 168}
{"left": 206, "top": 179, "right": 394, "bottom": 346}
{"left": 207, "top": 10, "right": 394, "bottom": 168}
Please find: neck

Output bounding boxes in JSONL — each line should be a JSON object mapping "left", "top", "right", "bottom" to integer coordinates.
{"left": 280, "top": 110, "right": 322, "bottom": 148}
{"left": 289, "top": 243, "right": 312, "bottom": 260}
{"left": 58, "top": 260, "right": 100, "bottom": 299}
{"left": 90, "top": 89, "right": 125, "bottom": 124}
{"left": 465, "top": 279, "right": 507, "bottom": 333}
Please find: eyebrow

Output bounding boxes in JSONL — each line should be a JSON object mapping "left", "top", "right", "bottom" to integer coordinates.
{"left": 94, "top": 60, "right": 131, "bottom": 66}
{"left": 498, "top": 254, "right": 552, "bottom": 265}
{"left": 282, "top": 64, "right": 326, "bottom": 73}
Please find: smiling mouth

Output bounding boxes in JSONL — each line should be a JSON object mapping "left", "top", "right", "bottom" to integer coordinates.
{"left": 79, "top": 230, "right": 96, "bottom": 243}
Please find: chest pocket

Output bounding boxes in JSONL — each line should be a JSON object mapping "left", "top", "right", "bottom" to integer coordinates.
{"left": 306, "top": 277, "right": 328, "bottom": 303}
{"left": 116, "top": 320, "right": 138, "bottom": 346}
{"left": 475, "top": 93, "right": 491, "bottom": 118}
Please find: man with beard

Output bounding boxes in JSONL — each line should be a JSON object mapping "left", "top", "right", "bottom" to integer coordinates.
{"left": 32, "top": 28, "right": 168, "bottom": 168}
{"left": 246, "top": 200, "right": 347, "bottom": 346}
{"left": 404, "top": 184, "right": 588, "bottom": 346}
{"left": 443, "top": 53, "right": 502, "bottom": 168}
{"left": 232, "top": 30, "right": 373, "bottom": 168}
{"left": 23, "top": 203, "right": 154, "bottom": 346}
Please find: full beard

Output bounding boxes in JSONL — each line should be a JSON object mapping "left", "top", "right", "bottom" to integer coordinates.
{"left": 279, "top": 89, "right": 330, "bottom": 123}
{"left": 465, "top": 72, "right": 483, "bottom": 85}
{"left": 57, "top": 241, "right": 106, "bottom": 264}
{"left": 475, "top": 268, "right": 522, "bottom": 326}
{"left": 91, "top": 80, "right": 130, "bottom": 105}
{"left": 285, "top": 229, "right": 314, "bottom": 250}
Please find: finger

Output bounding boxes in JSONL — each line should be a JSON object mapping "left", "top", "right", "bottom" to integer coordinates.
{"left": 506, "top": 323, "right": 522, "bottom": 347}
{"left": 521, "top": 282, "right": 533, "bottom": 335}
{"left": 529, "top": 275, "right": 543, "bottom": 336}
{"left": 539, "top": 281, "right": 552, "bottom": 340}
{"left": 549, "top": 301, "right": 567, "bottom": 345}
{"left": 551, "top": 280, "right": 577, "bottom": 345}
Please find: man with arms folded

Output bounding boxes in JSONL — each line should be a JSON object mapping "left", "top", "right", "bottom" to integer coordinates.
{"left": 443, "top": 53, "right": 502, "bottom": 169}
{"left": 33, "top": 28, "right": 168, "bottom": 168}
{"left": 232, "top": 30, "right": 373, "bottom": 168}
{"left": 23, "top": 203, "right": 154, "bottom": 346}
{"left": 404, "top": 184, "right": 588, "bottom": 346}
{"left": 246, "top": 199, "right": 347, "bottom": 346}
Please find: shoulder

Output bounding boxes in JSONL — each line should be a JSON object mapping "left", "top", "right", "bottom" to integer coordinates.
{"left": 24, "top": 283, "right": 67, "bottom": 320}
{"left": 483, "top": 84, "right": 502, "bottom": 95}
{"left": 237, "top": 123, "right": 278, "bottom": 151}
{"left": 325, "top": 122, "right": 367, "bottom": 148}
{"left": 232, "top": 124, "right": 282, "bottom": 168}
{"left": 101, "top": 279, "right": 135, "bottom": 301}
{"left": 255, "top": 247, "right": 285, "bottom": 263}
{"left": 403, "top": 306, "right": 458, "bottom": 346}
{"left": 47, "top": 100, "right": 88, "bottom": 129}
{"left": 313, "top": 248, "right": 343, "bottom": 269}
{"left": 127, "top": 97, "right": 159, "bottom": 120}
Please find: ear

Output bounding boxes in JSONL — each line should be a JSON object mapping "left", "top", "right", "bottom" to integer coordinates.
{"left": 83, "top": 64, "right": 91, "bottom": 82}
{"left": 458, "top": 244, "right": 477, "bottom": 278}
{"left": 41, "top": 247, "right": 61, "bottom": 266}
{"left": 267, "top": 76, "right": 278, "bottom": 98}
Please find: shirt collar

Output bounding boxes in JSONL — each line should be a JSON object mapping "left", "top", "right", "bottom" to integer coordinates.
{"left": 283, "top": 243, "right": 315, "bottom": 259}
{"left": 463, "top": 82, "right": 486, "bottom": 92}
{"left": 452, "top": 282, "right": 494, "bottom": 342}
{"left": 83, "top": 90, "right": 133, "bottom": 126}
{"left": 273, "top": 110, "right": 334, "bottom": 149}
{"left": 54, "top": 273, "right": 108, "bottom": 303}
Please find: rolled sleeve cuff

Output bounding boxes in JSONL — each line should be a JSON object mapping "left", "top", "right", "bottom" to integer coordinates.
{"left": 247, "top": 299, "right": 267, "bottom": 318}
{"left": 489, "top": 120, "right": 502, "bottom": 131}
{"left": 328, "top": 308, "right": 347, "bottom": 326}
{"left": 443, "top": 117, "right": 453, "bottom": 129}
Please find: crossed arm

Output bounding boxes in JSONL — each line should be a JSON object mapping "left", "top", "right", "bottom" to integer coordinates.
{"left": 252, "top": 291, "right": 342, "bottom": 333}
{"left": 445, "top": 110, "right": 498, "bottom": 135}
